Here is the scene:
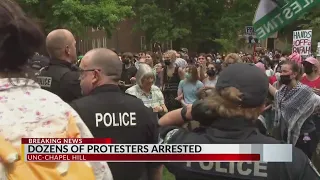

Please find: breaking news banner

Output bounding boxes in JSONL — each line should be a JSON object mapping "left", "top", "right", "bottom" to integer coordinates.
{"left": 21, "top": 138, "right": 293, "bottom": 162}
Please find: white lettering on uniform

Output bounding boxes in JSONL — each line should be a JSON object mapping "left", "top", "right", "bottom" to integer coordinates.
{"left": 199, "top": 162, "right": 213, "bottom": 170}
{"left": 254, "top": 162, "right": 267, "bottom": 177}
{"left": 186, "top": 162, "right": 267, "bottom": 177}
{"left": 36, "top": 76, "right": 52, "bottom": 87}
{"left": 237, "top": 162, "right": 252, "bottom": 175}
{"left": 216, "top": 162, "right": 228, "bottom": 173}
{"left": 95, "top": 112, "right": 137, "bottom": 127}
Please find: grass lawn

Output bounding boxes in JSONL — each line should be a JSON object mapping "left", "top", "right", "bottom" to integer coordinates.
{"left": 163, "top": 167, "right": 175, "bottom": 180}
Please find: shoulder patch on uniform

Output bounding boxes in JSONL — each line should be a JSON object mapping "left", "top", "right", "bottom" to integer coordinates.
{"left": 163, "top": 129, "right": 179, "bottom": 144}
{"left": 36, "top": 76, "right": 52, "bottom": 88}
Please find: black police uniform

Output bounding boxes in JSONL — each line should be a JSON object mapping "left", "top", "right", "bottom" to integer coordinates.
{"left": 159, "top": 63, "right": 320, "bottom": 179}
{"left": 37, "top": 59, "right": 81, "bottom": 103}
{"left": 160, "top": 116, "right": 320, "bottom": 180}
{"left": 69, "top": 84, "right": 159, "bottom": 180}
{"left": 28, "top": 54, "right": 50, "bottom": 71}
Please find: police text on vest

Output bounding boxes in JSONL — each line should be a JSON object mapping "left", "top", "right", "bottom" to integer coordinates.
{"left": 95, "top": 112, "right": 137, "bottom": 127}
{"left": 36, "top": 76, "right": 52, "bottom": 87}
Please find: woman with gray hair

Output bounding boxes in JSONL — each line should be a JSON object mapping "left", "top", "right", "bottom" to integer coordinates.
{"left": 126, "top": 63, "right": 168, "bottom": 117}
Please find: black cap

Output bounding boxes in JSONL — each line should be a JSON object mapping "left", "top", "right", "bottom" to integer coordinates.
{"left": 215, "top": 63, "right": 269, "bottom": 108}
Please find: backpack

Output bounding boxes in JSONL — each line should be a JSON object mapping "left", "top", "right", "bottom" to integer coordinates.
{"left": 0, "top": 115, "right": 96, "bottom": 180}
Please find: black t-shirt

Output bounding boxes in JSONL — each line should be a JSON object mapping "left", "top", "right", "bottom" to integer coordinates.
{"left": 160, "top": 117, "right": 320, "bottom": 180}
{"left": 121, "top": 64, "right": 137, "bottom": 84}
{"left": 70, "top": 84, "right": 159, "bottom": 180}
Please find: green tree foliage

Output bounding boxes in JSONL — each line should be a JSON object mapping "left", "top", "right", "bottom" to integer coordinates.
{"left": 298, "top": 5, "right": 320, "bottom": 52}
{"left": 17, "top": 0, "right": 134, "bottom": 36}
{"left": 135, "top": 0, "right": 258, "bottom": 52}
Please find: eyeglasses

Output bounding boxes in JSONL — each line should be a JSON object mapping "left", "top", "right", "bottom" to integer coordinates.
{"left": 79, "top": 68, "right": 101, "bottom": 78}
{"left": 79, "top": 68, "right": 97, "bottom": 73}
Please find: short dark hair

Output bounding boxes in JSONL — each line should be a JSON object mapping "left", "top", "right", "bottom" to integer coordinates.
{"left": 0, "top": 0, "right": 44, "bottom": 71}
{"left": 122, "top": 52, "right": 133, "bottom": 59}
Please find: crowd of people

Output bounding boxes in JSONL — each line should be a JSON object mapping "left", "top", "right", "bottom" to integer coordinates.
{"left": 1, "top": 0, "right": 320, "bottom": 179}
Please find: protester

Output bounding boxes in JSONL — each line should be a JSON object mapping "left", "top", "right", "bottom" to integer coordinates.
{"left": 0, "top": 0, "right": 112, "bottom": 179}
{"left": 288, "top": 52, "right": 302, "bottom": 64}
{"left": 301, "top": 57, "right": 320, "bottom": 162}
{"left": 162, "top": 50, "right": 184, "bottom": 111}
{"left": 196, "top": 53, "right": 207, "bottom": 81}
{"left": 37, "top": 29, "right": 81, "bottom": 103}
{"left": 154, "top": 63, "right": 163, "bottom": 88}
{"left": 301, "top": 57, "right": 320, "bottom": 92}
{"left": 222, "top": 53, "right": 242, "bottom": 68}
{"left": 126, "top": 63, "right": 168, "bottom": 118}
{"left": 205, "top": 54, "right": 214, "bottom": 64}
{"left": 203, "top": 63, "right": 218, "bottom": 87}
{"left": 70, "top": 48, "right": 161, "bottom": 180}
{"left": 260, "top": 56, "right": 274, "bottom": 77}
{"left": 270, "top": 60, "right": 320, "bottom": 159}
{"left": 177, "top": 65, "right": 204, "bottom": 106}
{"left": 159, "top": 63, "right": 320, "bottom": 179}
{"left": 145, "top": 51, "right": 154, "bottom": 68}
{"left": 174, "top": 51, "right": 188, "bottom": 69}
{"left": 120, "top": 52, "right": 137, "bottom": 91}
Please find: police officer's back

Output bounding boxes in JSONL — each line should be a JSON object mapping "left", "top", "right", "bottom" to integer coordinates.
{"left": 37, "top": 29, "right": 81, "bottom": 103}
{"left": 159, "top": 63, "right": 320, "bottom": 180}
{"left": 70, "top": 48, "right": 160, "bottom": 180}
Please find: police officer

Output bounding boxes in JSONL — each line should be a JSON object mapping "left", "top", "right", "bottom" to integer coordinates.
{"left": 37, "top": 29, "right": 81, "bottom": 103}
{"left": 28, "top": 52, "right": 50, "bottom": 71}
{"left": 159, "top": 63, "right": 320, "bottom": 180}
{"left": 69, "top": 48, "right": 161, "bottom": 180}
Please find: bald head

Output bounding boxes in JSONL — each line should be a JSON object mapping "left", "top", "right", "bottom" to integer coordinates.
{"left": 81, "top": 48, "right": 123, "bottom": 81}
{"left": 46, "top": 29, "right": 76, "bottom": 62}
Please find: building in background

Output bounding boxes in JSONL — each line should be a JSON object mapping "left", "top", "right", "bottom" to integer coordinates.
{"left": 76, "top": 19, "right": 145, "bottom": 54}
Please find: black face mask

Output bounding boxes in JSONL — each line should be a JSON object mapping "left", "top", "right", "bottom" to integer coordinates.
{"left": 207, "top": 69, "right": 216, "bottom": 77}
{"left": 164, "top": 60, "right": 171, "bottom": 66}
{"left": 122, "top": 58, "right": 130, "bottom": 65}
{"left": 280, "top": 75, "right": 291, "bottom": 85}
{"left": 304, "top": 66, "right": 313, "bottom": 75}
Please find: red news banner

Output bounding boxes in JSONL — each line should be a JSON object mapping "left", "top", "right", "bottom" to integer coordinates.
{"left": 22, "top": 138, "right": 260, "bottom": 162}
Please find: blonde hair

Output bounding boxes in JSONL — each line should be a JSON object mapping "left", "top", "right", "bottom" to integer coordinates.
{"left": 204, "top": 87, "right": 262, "bottom": 120}
{"left": 165, "top": 50, "right": 177, "bottom": 61}
{"left": 223, "top": 53, "right": 242, "bottom": 67}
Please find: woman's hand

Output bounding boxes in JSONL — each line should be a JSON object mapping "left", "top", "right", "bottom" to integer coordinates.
{"left": 153, "top": 106, "right": 163, "bottom": 113}
{"left": 175, "top": 94, "right": 183, "bottom": 101}
{"left": 130, "top": 77, "right": 136, "bottom": 84}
